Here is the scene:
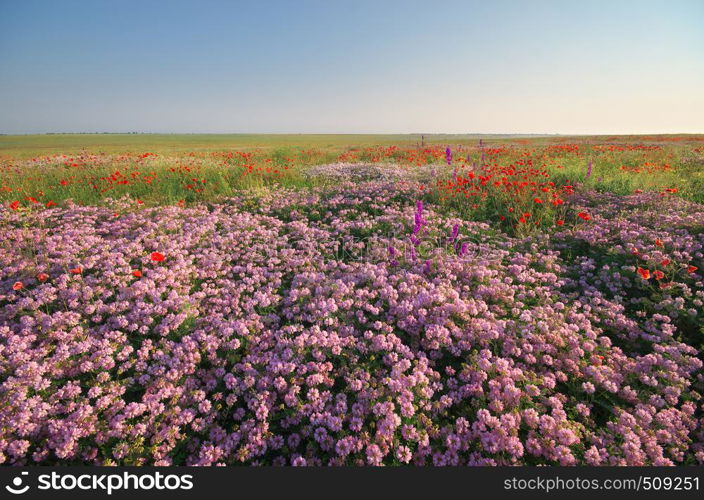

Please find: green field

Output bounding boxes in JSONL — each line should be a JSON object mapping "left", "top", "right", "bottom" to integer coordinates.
{"left": 2, "top": 134, "right": 704, "bottom": 213}
{"left": 8, "top": 133, "right": 699, "bottom": 158}
{"left": 0, "top": 133, "right": 551, "bottom": 158}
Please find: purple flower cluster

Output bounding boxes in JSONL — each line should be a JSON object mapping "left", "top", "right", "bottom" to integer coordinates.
{"left": 0, "top": 182, "right": 702, "bottom": 465}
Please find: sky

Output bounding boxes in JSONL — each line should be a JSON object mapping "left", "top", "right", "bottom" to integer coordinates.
{"left": 0, "top": 0, "right": 702, "bottom": 135}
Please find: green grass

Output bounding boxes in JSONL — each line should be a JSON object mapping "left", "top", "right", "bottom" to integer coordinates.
{"left": 0, "top": 133, "right": 554, "bottom": 158}
{"left": 12, "top": 132, "right": 696, "bottom": 158}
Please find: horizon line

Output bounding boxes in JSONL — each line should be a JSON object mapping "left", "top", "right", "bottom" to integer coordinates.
{"left": 2, "top": 131, "right": 704, "bottom": 137}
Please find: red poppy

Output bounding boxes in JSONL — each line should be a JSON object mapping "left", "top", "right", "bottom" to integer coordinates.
{"left": 577, "top": 212, "right": 591, "bottom": 221}
{"left": 70, "top": 267, "right": 82, "bottom": 274}
{"left": 46, "top": 201, "right": 57, "bottom": 208}
{"left": 12, "top": 281, "right": 23, "bottom": 291}
{"left": 637, "top": 267, "right": 650, "bottom": 280}
{"left": 534, "top": 198, "right": 543, "bottom": 204}
{"left": 556, "top": 220, "right": 565, "bottom": 226}
{"left": 132, "top": 269, "right": 143, "bottom": 278}
{"left": 150, "top": 252, "right": 165, "bottom": 262}
{"left": 655, "top": 239, "right": 663, "bottom": 247}
{"left": 660, "top": 259, "right": 670, "bottom": 266}
{"left": 36, "top": 273, "right": 49, "bottom": 282}
{"left": 659, "top": 282, "right": 672, "bottom": 289}
{"left": 688, "top": 265, "right": 698, "bottom": 274}
{"left": 9, "top": 201, "right": 20, "bottom": 210}
{"left": 653, "top": 270, "right": 664, "bottom": 280}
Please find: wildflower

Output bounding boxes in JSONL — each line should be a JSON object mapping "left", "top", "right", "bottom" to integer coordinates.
{"left": 534, "top": 198, "right": 543, "bottom": 204}
{"left": 70, "top": 267, "right": 82, "bottom": 274}
{"left": 12, "top": 281, "right": 23, "bottom": 291}
{"left": 9, "top": 200, "right": 20, "bottom": 210}
{"left": 661, "top": 259, "right": 670, "bottom": 266}
{"left": 150, "top": 252, "right": 165, "bottom": 262}
{"left": 445, "top": 147, "right": 452, "bottom": 165}
{"left": 556, "top": 220, "right": 565, "bottom": 226}
{"left": 653, "top": 270, "right": 664, "bottom": 280}
{"left": 687, "top": 265, "right": 698, "bottom": 274}
{"left": 577, "top": 212, "right": 591, "bottom": 221}
{"left": 132, "top": 269, "right": 143, "bottom": 278}
{"left": 585, "top": 159, "right": 593, "bottom": 179}
{"left": 655, "top": 239, "right": 663, "bottom": 247}
{"left": 457, "top": 242, "right": 468, "bottom": 256}
{"left": 448, "top": 224, "right": 459, "bottom": 243}
{"left": 637, "top": 267, "right": 650, "bottom": 280}
{"left": 413, "top": 201, "right": 425, "bottom": 234}
{"left": 36, "top": 273, "right": 49, "bottom": 282}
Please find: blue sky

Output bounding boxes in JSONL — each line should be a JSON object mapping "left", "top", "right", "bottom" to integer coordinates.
{"left": 1, "top": 0, "right": 702, "bottom": 134}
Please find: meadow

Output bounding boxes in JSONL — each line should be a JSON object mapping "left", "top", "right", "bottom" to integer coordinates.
{"left": 1, "top": 133, "right": 704, "bottom": 465}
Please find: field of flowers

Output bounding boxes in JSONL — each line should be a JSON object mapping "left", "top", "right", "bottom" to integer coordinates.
{"left": 1, "top": 135, "right": 704, "bottom": 465}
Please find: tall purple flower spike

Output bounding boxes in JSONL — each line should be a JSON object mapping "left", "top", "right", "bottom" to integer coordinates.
{"left": 445, "top": 147, "right": 452, "bottom": 166}
{"left": 449, "top": 223, "right": 459, "bottom": 243}
{"left": 586, "top": 159, "right": 593, "bottom": 180}
{"left": 413, "top": 200, "right": 425, "bottom": 234}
